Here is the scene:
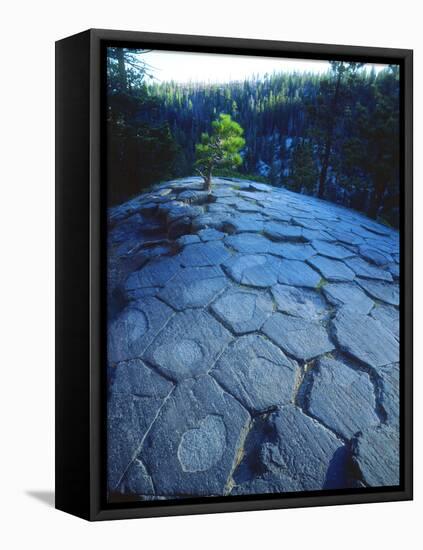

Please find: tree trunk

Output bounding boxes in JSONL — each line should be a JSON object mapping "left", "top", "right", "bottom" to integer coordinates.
{"left": 318, "top": 138, "right": 332, "bottom": 198}
{"left": 204, "top": 174, "right": 212, "bottom": 193}
{"left": 203, "top": 167, "right": 212, "bottom": 193}
{"left": 116, "top": 48, "right": 127, "bottom": 92}
{"left": 318, "top": 70, "right": 342, "bottom": 199}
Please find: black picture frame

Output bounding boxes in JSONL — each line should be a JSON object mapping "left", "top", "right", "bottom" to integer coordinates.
{"left": 55, "top": 28, "right": 413, "bottom": 521}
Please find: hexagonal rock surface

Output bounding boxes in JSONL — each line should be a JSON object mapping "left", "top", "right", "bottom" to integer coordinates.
{"left": 218, "top": 213, "right": 264, "bottom": 234}
{"left": 143, "top": 309, "right": 232, "bottom": 381}
{"left": 378, "top": 364, "right": 400, "bottom": 427}
{"left": 322, "top": 282, "right": 374, "bottom": 314}
{"left": 107, "top": 177, "right": 400, "bottom": 498}
{"left": 262, "top": 312, "right": 334, "bottom": 361}
{"left": 271, "top": 284, "right": 327, "bottom": 320}
{"left": 311, "top": 239, "right": 355, "bottom": 260}
{"left": 177, "top": 234, "right": 200, "bottom": 246}
{"left": 211, "top": 289, "right": 273, "bottom": 334}
{"left": 178, "top": 240, "right": 231, "bottom": 267}
{"left": 387, "top": 263, "right": 399, "bottom": 280}
{"left": 271, "top": 242, "right": 315, "bottom": 260}
{"left": 370, "top": 304, "right": 399, "bottom": 340}
{"left": 344, "top": 257, "right": 393, "bottom": 282}
{"left": 158, "top": 266, "right": 227, "bottom": 310}
{"left": 118, "top": 459, "right": 155, "bottom": 496}
{"left": 277, "top": 259, "right": 321, "bottom": 288}
{"left": 223, "top": 254, "right": 281, "bottom": 287}
{"left": 139, "top": 375, "right": 250, "bottom": 496}
{"left": 358, "top": 245, "right": 393, "bottom": 266}
{"left": 232, "top": 405, "right": 344, "bottom": 494}
{"left": 308, "top": 255, "right": 355, "bottom": 282}
{"left": 225, "top": 233, "right": 276, "bottom": 254}
{"left": 263, "top": 221, "right": 303, "bottom": 241}
{"left": 108, "top": 297, "right": 173, "bottom": 364}
{"left": 351, "top": 425, "right": 400, "bottom": 486}
{"left": 108, "top": 359, "right": 174, "bottom": 490}
{"left": 326, "top": 228, "right": 364, "bottom": 246}
{"left": 307, "top": 358, "right": 379, "bottom": 439}
{"left": 332, "top": 309, "right": 399, "bottom": 371}
{"left": 356, "top": 278, "right": 399, "bottom": 306}
{"left": 212, "top": 334, "right": 298, "bottom": 413}
{"left": 198, "top": 228, "right": 225, "bottom": 241}
{"left": 125, "top": 257, "right": 179, "bottom": 291}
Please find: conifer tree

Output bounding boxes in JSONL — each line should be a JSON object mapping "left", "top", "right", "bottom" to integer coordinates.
{"left": 195, "top": 114, "right": 245, "bottom": 192}
{"left": 288, "top": 140, "right": 318, "bottom": 193}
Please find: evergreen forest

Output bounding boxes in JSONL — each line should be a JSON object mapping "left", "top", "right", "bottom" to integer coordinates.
{"left": 107, "top": 48, "right": 400, "bottom": 226}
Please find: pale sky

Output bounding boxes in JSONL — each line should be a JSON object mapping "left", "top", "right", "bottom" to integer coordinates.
{"left": 138, "top": 49, "right": 388, "bottom": 84}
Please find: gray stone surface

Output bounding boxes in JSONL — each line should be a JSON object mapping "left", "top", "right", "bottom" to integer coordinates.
{"left": 212, "top": 334, "right": 298, "bottom": 413}
{"left": 302, "top": 228, "right": 334, "bottom": 242}
{"left": 271, "top": 284, "right": 327, "bottom": 320}
{"left": 351, "top": 425, "right": 400, "bottom": 487}
{"left": 108, "top": 297, "right": 173, "bottom": 364}
{"left": 326, "top": 228, "right": 364, "bottom": 246}
{"left": 107, "top": 176, "right": 400, "bottom": 500}
{"left": 198, "top": 228, "right": 225, "bottom": 241}
{"left": 271, "top": 242, "right": 316, "bottom": 260}
{"left": 125, "top": 257, "right": 180, "bottom": 290}
{"left": 262, "top": 313, "right": 334, "bottom": 360}
{"left": 387, "top": 262, "right": 400, "bottom": 280}
{"left": 233, "top": 405, "right": 344, "bottom": 493}
{"left": 263, "top": 221, "right": 303, "bottom": 241}
{"left": 191, "top": 212, "right": 231, "bottom": 232}
{"left": 223, "top": 214, "right": 264, "bottom": 233}
{"left": 161, "top": 202, "right": 203, "bottom": 223}
{"left": 366, "top": 237, "right": 398, "bottom": 255}
{"left": 223, "top": 254, "right": 281, "bottom": 287}
{"left": 177, "top": 234, "right": 200, "bottom": 246}
{"left": 178, "top": 415, "right": 227, "bottom": 472}
{"left": 277, "top": 259, "right": 321, "bottom": 288}
{"left": 107, "top": 360, "right": 173, "bottom": 490}
{"left": 178, "top": 241, "right": 231, "bottom": 267}
{"left": 231, "top": 473, "right": 298, "bottom": 495}
{"left": 225, "top": 233, "right": 275, "bottom": 254}
{"left": 211, "top": 289, "right": 274, "bottom": 334}
{"left": 308, "top": 255, "right": 355, "bottom": 282}
{"left": 332, "top": 309, "right": 399, "bottom": 371}
{"left": 358, "top": 245, "right": 393, "bottom": 266}
{"left": 118, "top": 459, "right": 155, "bottom": 496}
{"left": 264, "top": 208, "right": 291, "bottom": 223}
{"left": 345, "top": 257, "right": 393, "bottom": 282}
{"left": 356, "top": 278, "right": 400, "bottom": 306}
{"left": 158, "top": 266, "right": 227, "bottom": 310}
{"left": 360, "top": 221, "right": 391, "bottom": 237}
{"left": 293, "top": 217, "right": 326, "bottom": 231}
{"left": 370, "top": 304, "right": 399, "bottom": 340}
{"left": 143, "top": 309, "right": 232, "bottom": 381}
{"left": 311, "top": 239, "right": 355, "bottom": 260}
{"left": 308, "top": 358, "right": 379, "bottom": 439}
{"left": 378, "top": 364, "right": 400, "bottom": 427}
{"left": 140, "top": 375, "right": 250, "bottom": 496}
{"left": 323, "top": 283, "right": 374, "bottom": 314}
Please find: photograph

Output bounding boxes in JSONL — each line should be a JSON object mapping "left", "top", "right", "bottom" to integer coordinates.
{"left": 105, "top": 46, "right": 401, "bottom": 503}
{"left": 1, "top": 0, "right": 418, "bottom": 543}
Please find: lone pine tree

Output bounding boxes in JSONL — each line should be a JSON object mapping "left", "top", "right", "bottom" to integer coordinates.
{"left": 195, "top": 114, "right": 245, "bottom": 192}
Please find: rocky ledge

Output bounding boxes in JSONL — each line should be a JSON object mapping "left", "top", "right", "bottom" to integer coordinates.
{"left": 107, "top": 177, "right": 400, "bottom": 501}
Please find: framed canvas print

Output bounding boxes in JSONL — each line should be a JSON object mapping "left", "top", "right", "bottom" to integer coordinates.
{"left": 55, "top": 29, "right": 413, "bottom": 521}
